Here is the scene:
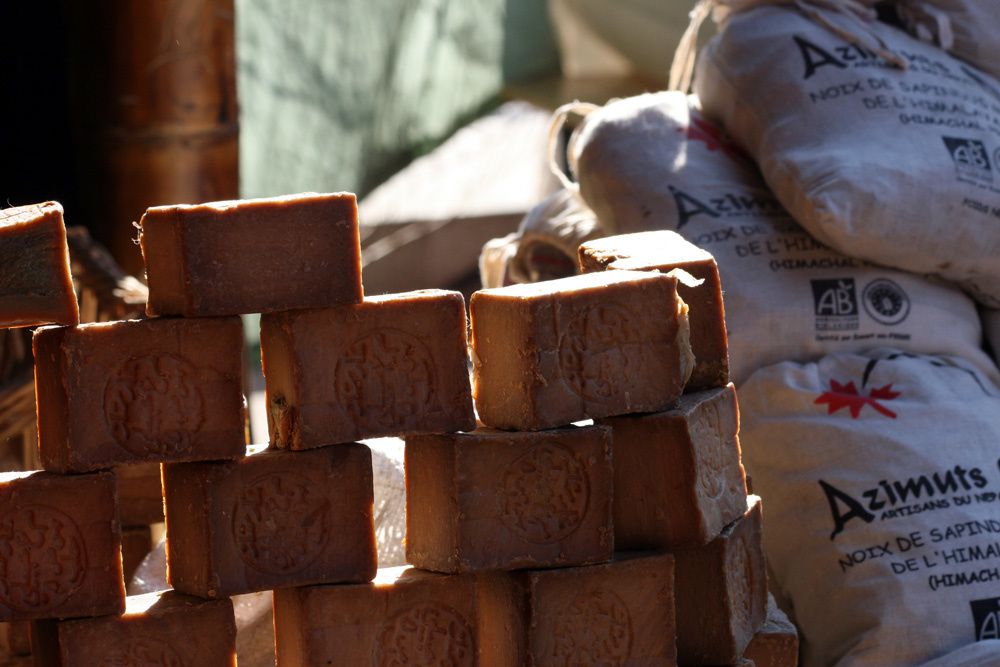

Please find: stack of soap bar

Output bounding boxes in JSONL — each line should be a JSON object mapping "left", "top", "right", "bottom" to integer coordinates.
{"left": 598, "top": 384, "right": 747, "bottom": 549}
{"left": 261, "top": 290, "right": 474, "bottom": 449}
{"left": 31, "top": 590, "right": 237, "bottom": 666}
{"left": 273, "top": 567, "right": 514, "bottom": 666}
{"left": 140, "top": 192, "right": 363, "bottom": 317}
{"left": 115, "top": 462, "right": 165, "bottom": 526}
{"left": 405, "top": 425, "right": 613, "bottom": 572}
{"left": 579, "top": 230, "right": 729, "bottom": 390}
{"left": 470, "top": 270, "right": 694, "bottom": 430}
{"left": 0, "top": 202, "right": 78, "bottom": 328}
{"left": 33, "top": 317, "right": 246, "bottom": 472}
{"left": 0, "top": 471, "right": 124, "bottom": 621}
{"left": 505, "top": 553, "right": 677, "bottom": 666}
{"left": 163, "top": 444, "right": 377, "bottom": 598}
{"left": 743, "top": 595, "right": 799, "bottom": 667}
{"left": 674, "top": 496, "right": 767, "bottom": 665}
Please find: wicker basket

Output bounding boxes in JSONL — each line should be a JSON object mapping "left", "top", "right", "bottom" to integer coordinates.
{"left": 0, "top": 227, "right": 147, "bottom": 471}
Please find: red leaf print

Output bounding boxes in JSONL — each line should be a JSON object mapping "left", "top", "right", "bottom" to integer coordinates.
{"left": 815, "top": 380, "right": 899, "bottom": 419}
{"left": 682, "top": 115, "right": 749, "bottom": 162}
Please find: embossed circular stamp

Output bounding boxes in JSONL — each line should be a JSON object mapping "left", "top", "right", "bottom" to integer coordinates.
{"left": 0, "top": 505, "right": 86, "bottom": 612}
{"left": 500, "top": 442, "right": 589, "bottom": 544}
{"left": 377, "top": 602, "right": 475, "bottom": 667}
{"left": 553, "top": 589, "right": 633, "bottom": 666}
{"left": 558, "top": 304, "right": 644, "bottom": 401}
{"left": 692, "top": 400, "right": 727, "bottom": 500}
{"left": 99, "top": 638, "right": 185, "bottom": 667}
{"left": 232, "top": 472, "right": 329, "bottom": 575}
{"left": 104, "top": 354, "right": 204, "bottom": 456}
{"left": 335, "top": 329, "right": 437, "bottom": 430}
{"left": 728, "top": 540, "right": 754, "bottom": 631}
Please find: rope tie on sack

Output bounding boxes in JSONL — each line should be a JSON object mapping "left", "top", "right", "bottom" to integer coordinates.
{"left": 896, "top": 2, "right": 955, "bottom": 50}
{"left": 669, "top": 0, "right": 909, "bottom": 93}
{"left": 547, "top": 101, "right": 599, "bottom": 190}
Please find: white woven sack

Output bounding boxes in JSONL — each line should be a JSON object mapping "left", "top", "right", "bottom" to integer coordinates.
{"left": 896, "top": 1, "right": 1000, "bottom": 83}
{"left": 740, "top": 349, "right": 1000, "bottom": 666}
{"left": 693, "top": 4, "right": 1000, "bottom": 306}
{"left": 566, "top": 91, "right": 996, "bottom": 384}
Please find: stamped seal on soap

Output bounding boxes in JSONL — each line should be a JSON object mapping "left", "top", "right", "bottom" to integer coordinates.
{"left": 335, "top": 329, "right": 436, "bottom": 430}
{"left": 232, "top": 472, "right": 329, "bottom": 575}
{"left": 100, "top": 638, "right": 185, "bottom": 667}
{"left": 0, "top": 505, "right": 86, "bottom": 612}
{"left": 377, "top": 602, "right": 475, "bottom": 667}
{"left": 558, "top": 303, "right": 645, "bottom": 402}
{"left": 104, "top": 354, "right": 204, "bottom": 456}
{"left": 691, "top": 398, "right": 728, "bottom": 500}
{"left": 553, "top": 589, "right": 633, "bottom": 666}
{"left": 500, "top": 442, "right": 589, "bottom": 544}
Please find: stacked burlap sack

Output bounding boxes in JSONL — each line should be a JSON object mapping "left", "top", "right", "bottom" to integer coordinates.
{"left": 482, "top": 2, "right": 1000, "bottom": 665}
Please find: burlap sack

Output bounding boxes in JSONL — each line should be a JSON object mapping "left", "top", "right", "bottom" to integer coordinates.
{"left": 740, "top": 350, "right": 1000, "bottom": 666}
{"left": 896, "top": 1, "right": 1000, "bottom": 83}
{"left": 693, "top": 4, "right": 1000, "bottom": 306}
{"left": 567, "top": 91, "right": 996, "bottom": 384}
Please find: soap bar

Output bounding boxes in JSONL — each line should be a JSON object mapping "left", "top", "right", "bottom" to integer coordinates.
{"left": 0, "top": 621, "right": 30, "bottom": 656}
{"left": 510, "top": 552, "right": 677, "bottom": 666}
{"left": 470, "top": 270, "right": 694, "bottom": 430}
{"left": 140, "top": 192, "right": 362, "bottom": 317}
{"left": 115, "top": 463, "right": 164, "bottom": 526}
{"left": 405, "top": 425, "right": 613, "bottom": 573}
{"left": 33, "top": 317, "right": 246, "bottom": 473}
{"left": 0, "top": 471, "right": 124, "bottom": 621}
{"left": 121, "top": 527, "right": 152, "bottom": 585}
{"left": 261, "top": 290, "right": 474, "bottom": 449}
{"left": 674, "top": 496, "right": 767, "bottom": 665}
{"left": 579, "top": 231, "right": 729, "bottom": 390}
{"left": 0, "top": 202, "right": 78, "bottom": 329}
{"left": 598, "top": 384, "right": 747, "bottom": 549}
{"left": 31, "top": 590, "right": 236, "bottom": 666}
{"left": 742, "top": 595, "right": 798, "bottom": 667}
{"left": 274, "top": 567, "right": 517, "bottom": 666}
{"left": 163, "top": 444, "right": 376, "bottom": 598}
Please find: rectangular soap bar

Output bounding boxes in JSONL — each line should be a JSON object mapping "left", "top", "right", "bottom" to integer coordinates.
{"left": 140, "top": 192, "right": 363, "bottom": 317}
{"left": 0, "top": 470, "right": 124, "bottom": 621}
{"left": 0, "top": 621, "right": 30, "bottom": 656}
{"left": 115, "top": 462, "right": 164, "bottom": 526}
{"left": 471, "top": 270, "right": 694, "bottom": 430}
{"left": 121, "top": 526, "right": 152, "bottom": 585}
{"left": 33, "top": 317, "right": 246, "bottom": 473}
{"left": 31, "top": 590, "right": 236, "bottom": 666}
{"left": 507, "top": 552, "right": 677, "bottom": 666}
{"left": 598, "top": 384, "right": 747, "bottom": 549}
{"left": 674, "top": 496, "right": 767, "bottom": 665}
{"left": 261, "top": 290, "right": 475, "bottom": 449}
{"left": 742, "top": 594, "right": 799, "bottom": 667}
{"left": 405, "top": 425, "right": 613, "bottom": 572}
{"left": 274, "top": 566, "right": 517, "bottom": 666}
{"left": 0, "top": 202, "right": 78, "bottom": 328}
{"left": 163, "top": 444, "right": 376, "bottom": 598}
{"left": 579, "top": 231, "right": 729, "bottom": 390}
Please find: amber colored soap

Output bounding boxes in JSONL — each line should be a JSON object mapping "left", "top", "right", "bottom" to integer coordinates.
{"left": 33, "top": 317, "right": 246, "bottom": 473}
{"left": 580, "top": 231, "right": 729, "bottom": 390}
{"left": 31, "top": 590, "right": 236, "bottom": 666}
{"left": 261, "top": 290, "right": 475, "bottom": 449}
{"left": 0, "top": 202, "right": 78, "bottom": 329}
{"left": 742, "top": 595, "right": 798, "bottom": 667}
{"left": 0, "top": 471, "right": 124, "bottom": 622}
{"left": 121, "top": 526, "right": 152, "bottom": 585}
{"left": 274, "top": 566, "right": 522, "bottom": 666}
{"left": 470, "top": 270, "right": 694, "bottom": 431}
{"left": 115, "top": 462, "right": 164, "bottom": 526}
{"left": 507, "top": 552, "right": 678, "bottom": 666}
{"left": 405, "top": 424, "right": 613, "bottom": 573}
{"left": 674, "top": 496, "right": 767, "bottom": 665}
{"left": 0, "top": 621, "right": 30, "bottom": 656}
{"left": 163, "top": 444, "right": 376, "bottom": 598}
{"left": 598, "top": 384, "right": 747, "bottom": 549}
{"left": 140, "top": 192, "right": 362, "bottom": 317}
